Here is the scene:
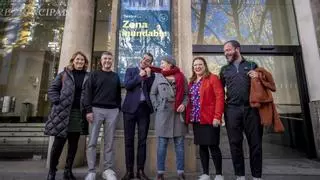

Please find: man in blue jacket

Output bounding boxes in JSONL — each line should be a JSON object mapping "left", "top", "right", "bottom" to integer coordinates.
{"left": 121, "top": 53, "right": 155, "bottom": 180}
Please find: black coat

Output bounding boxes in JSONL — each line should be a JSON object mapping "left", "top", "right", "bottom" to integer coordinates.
{"left": 44, "top": 68, "right": 89, "bottom": 137}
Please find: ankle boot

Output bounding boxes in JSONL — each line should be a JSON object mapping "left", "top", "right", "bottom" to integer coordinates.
{"left": 64, "top": 153, "right": 76, "bottom": 180}
{"left": 64, "top": 169, "right": 76, "bottom": 180}
{"left": 47, "top": 170, "right": 56, "bottom": 180}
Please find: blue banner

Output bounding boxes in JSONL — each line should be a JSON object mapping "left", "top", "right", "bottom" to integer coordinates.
{"left": 118, "top": 0, "right": 172, "bottom": 82}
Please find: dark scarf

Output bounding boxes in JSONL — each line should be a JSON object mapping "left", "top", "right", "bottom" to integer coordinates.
{"left": 149, "top": 66, "right": 185, "bottom": 110}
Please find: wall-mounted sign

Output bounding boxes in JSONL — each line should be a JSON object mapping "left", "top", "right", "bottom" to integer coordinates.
{"left": 0, "top": 8, "right": 66, "bottom": 17}
{"left": 0, "top": 0, "right": 68, "bottom": 17}
{"left": 117, "top": 0, "right": 172, "bottom": 83}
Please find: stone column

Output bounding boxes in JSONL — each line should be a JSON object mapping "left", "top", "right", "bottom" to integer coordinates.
{"left": 293, "top": 0, "right": 320, "bottom": 158}
{"left": 57, "top": 0, "right": 95, "bottom": 71}
{"left": 310, "top": 0, "right": 320, "bottom": 54}
{"left": 175, "top": 0, "right": 197, "bottom": 173}
{"left": 46, "top": 0, "right": 95, "bottom": 169}
{"left": 109, "top": 0, "right": 120, "bottom": 70}
{"left": 175, "top": 0, "right": 193, "bottom": 78}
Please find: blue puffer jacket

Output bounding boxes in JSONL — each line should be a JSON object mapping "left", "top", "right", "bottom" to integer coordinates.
{"left": 44, "top": 67, "right": 89, "bottom": 138}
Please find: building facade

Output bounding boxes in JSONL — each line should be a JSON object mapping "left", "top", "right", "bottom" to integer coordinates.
{"left": 0, "top": 0, "right": 320, "bottom": 169}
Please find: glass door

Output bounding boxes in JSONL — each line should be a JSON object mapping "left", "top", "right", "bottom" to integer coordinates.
{"left": 193, "top": 45, "right": 316, "bottom": 158}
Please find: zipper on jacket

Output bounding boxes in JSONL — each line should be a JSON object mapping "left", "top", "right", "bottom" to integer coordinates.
{"left": 233, "top": 64, "right": 239, "bottom": 73}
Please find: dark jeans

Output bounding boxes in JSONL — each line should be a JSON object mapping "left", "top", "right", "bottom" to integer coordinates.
{"left": 123, "top": 102, "right": 150, "bottom": 172}
{"left": 225, "top": 105, "right": 263, "bottom": 178}
{"left": 199, "top": 145, "right": 222, "bottom": 175}
{"left": 49, "top": 132, "right": 80, "bottom": 171}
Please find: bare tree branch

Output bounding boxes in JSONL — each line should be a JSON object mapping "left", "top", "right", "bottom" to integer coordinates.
{"left": 191, "top": 5, "right": 223, "bottom": 44}
{"left": 197, "top": 0, "right": 208, "bottom": 44}
{"left": 258, "top": 6, "right": 269, "bottom": 42}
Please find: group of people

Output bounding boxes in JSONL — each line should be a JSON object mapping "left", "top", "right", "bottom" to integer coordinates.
{"left": 44, "top": 40, "right": 264, "bottom": 180}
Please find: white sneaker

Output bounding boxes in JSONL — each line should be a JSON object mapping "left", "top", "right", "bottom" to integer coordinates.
{"left": 253, "top": 178, "right": 262, "bottom": 180}
{"left": 102, "top": 169, "right": 117, "bottom": 180}
{"left": 198, "top": 174, "right": 211, "bottom": 180}
{"left": 85, "top": 172, "right": 96, "bottom": 180}
{"left": 236, "top": 176, "right": 245, "bottom": 180}
{"left": 214, "top": 175, "right": 224, "bottom": 180}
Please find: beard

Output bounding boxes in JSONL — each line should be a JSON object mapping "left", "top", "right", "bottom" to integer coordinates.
{"left": 226, "top": 52, "right": 239, "bottom": 63}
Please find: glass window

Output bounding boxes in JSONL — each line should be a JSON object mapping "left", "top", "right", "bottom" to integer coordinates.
{"left": 92, "top": 0, "right": 113, "bottom": 71}
{"left": 93, "top": 0, "right": 113, "bottom": 52}
{"left": 0, "top": 0, "right": 67, "bottom": 122}
{"left": 191, "top": 0, "right": 299, "bottom": 45}
{"left": 195, "top": 54, "right": 302, "bottom": 117}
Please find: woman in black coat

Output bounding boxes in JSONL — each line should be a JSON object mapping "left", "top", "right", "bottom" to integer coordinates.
{"left": 45, "top": 51, "right": 89, "bottom": 180}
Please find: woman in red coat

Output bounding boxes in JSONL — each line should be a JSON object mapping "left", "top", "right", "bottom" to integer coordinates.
{"left": 186, "top": 57, "right": 225, "bottom": 180}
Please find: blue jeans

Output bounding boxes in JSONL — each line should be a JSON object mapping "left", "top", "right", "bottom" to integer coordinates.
{"left": 157, "top": 136, "right": 185, "bottom": 174}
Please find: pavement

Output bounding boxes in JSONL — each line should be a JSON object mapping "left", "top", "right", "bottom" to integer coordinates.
{"left": 1, "top": 158, "right": 320, "bottom": 180}
{"left": 1, "top": 127, "right": 320, "bottom": 180}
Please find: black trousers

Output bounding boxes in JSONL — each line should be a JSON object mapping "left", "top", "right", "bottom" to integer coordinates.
{"left": 49, "top": 132, "right": 80, "bottom": 171}
{"left": 199, "top": 145, "right": 222, "bottom": 175}
{"left": 225, "top": 105, "right": 263, "bottom": 178}
{"left": 123, "top": 102, "right": 150, "bottom": 172}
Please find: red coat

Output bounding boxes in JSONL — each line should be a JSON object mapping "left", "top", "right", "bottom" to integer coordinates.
{"left": 186, "top": 74, "right": 225, "bottom": 124}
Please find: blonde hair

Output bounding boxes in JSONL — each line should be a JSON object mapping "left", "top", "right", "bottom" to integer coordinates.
{"left": 67, "top": 51, "right": 89, "bottom": 70}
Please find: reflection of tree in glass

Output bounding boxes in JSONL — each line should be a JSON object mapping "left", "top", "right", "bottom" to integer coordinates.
{"left": 192, "top": 0, "right": 293, "bottom": 45}
{"left": 197, "top": 55, "right": 226, "bottom": 75}
{"left": 207, "top": 62, "right": 221, "bottom": 75}
{"left": 27, "top": 1, "right": 66, "bottom": 50}
{"left": 0, "top": 1, "right": 66, "bottom": 50}
{"left": 192, "top": 0, "right": 222, "bottom": 44}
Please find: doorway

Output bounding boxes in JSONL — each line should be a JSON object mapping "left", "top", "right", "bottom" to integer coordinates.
{"left": 193, "top": 45, "right": 316, "bottom": 158}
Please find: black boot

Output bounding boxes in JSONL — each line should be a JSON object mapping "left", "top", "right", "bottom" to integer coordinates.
{"left": 63, "top": 168, "right": 76, "bottom": 180}
{"left": 64, "top": 149, "right": 77, "bottom": 180}
{"left": 47, "top": 169, "right": 56, "bottom": 180}
{"left": 121, "top": 171, "right": 134, "bottom": 180}
{"left": 136, "top": 169, "right": 151, "bottom": 180}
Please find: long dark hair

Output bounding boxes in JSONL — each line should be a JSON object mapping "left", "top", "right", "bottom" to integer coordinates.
{"left": 67, "top": 51, "right": 89, "bottom": 70}
{"left": 189, "top": 56, "right": 211, "bottom": 83}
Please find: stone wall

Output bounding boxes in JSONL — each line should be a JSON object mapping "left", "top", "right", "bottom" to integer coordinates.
{"left": 310, "top": 0, "right": 320, "bottom": 54}
{"left": 307, "top": 0, "right": 320, "bottom": 158}
{"left": 310, "top": 101, "right": 320, "bottom": 158}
